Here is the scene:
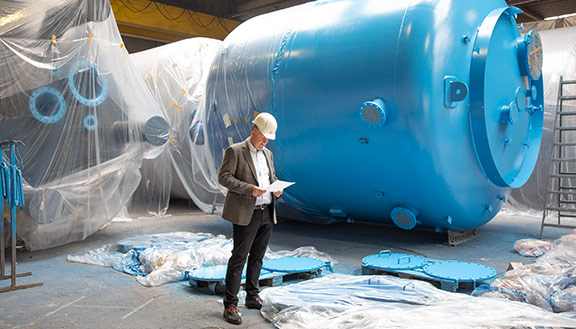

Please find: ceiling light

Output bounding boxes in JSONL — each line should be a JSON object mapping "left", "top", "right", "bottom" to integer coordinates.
{"left": 544, "top": 12, "right": 576, "bottom": 21}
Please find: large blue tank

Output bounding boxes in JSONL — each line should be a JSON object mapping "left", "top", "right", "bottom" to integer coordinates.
{"left": 203, "top": 0, "right": 544, "bottom": 231}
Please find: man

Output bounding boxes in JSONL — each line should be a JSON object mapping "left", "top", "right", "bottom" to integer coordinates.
{"left": 218, "top": 112, "right": 283, "bottom": 325}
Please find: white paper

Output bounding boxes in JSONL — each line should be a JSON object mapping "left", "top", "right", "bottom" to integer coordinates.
{"left": 266, "top": 180, "right": 295, "bottom": 192}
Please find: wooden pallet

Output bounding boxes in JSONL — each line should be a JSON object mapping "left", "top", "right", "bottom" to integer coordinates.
{"left": 361, "top": 265, "right": 493, "bottom": 292}
{"left": 189, "top": 269, "right": 323, "bottom": 295}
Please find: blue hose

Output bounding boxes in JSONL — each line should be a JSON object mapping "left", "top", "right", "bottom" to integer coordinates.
{"left": 0, "top": 143, "right": 25, "bottom": 210}
{"left": 1, "top": 155, "right": 10, "bottom": 203}
{"left": 11, "top": 166, "right": 24, "bottom": 209}
{"left": 12, "top": 145, "right": 24, "bottom": 209}
{"left": 0, "top": 150, "right": 6, "bottom": 218}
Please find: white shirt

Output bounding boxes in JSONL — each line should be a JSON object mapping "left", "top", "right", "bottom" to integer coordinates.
{"left": 248, "top": 139, "right": 272, "bottom": 206}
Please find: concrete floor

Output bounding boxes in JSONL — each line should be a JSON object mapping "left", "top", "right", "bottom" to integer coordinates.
{"left": 0, "top": 201, "right": 569, "bottom": 329}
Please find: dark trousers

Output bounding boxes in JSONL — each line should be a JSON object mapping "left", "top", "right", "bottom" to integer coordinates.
{"left": 224, "top": 206, "right": 273, "bottom": 307}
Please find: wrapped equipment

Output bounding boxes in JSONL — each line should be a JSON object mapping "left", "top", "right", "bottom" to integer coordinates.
{"left": 0, "top": 0, "right": 169, "bottom": 250}
{"left": 130, "top": 37, "right": 224, "bottom": 215}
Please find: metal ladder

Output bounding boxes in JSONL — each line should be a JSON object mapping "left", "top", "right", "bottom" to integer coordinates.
{"left": 541, "top": 76, "right": 576, "bottom": 238}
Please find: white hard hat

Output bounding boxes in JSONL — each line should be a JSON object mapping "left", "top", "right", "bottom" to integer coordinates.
{"left": 252, "top": 112, "right": 277, "bottom": 140}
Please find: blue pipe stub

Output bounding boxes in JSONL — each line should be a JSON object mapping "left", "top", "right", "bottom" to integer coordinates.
{"left": 28, "top": 87, "right": 66, "bottom": 124}
{"left": 517, "top": 30, "right": 543, "bottom": 81}
{"left": 83, "top": 114, "right": 98, "bottom": 131}
{"left": 262, "top": 257, "right": 328, "bottom": 273}
{"left": 422, "top": 260, "right": 496, "bottom": 283}
{"left": 362, "top": 250, "right": 427, "bottom": 271}
{"left": 68, "top": 61, "right": 108, "bottom": 107}
{"left": 390, "top": 207, "right": 418, "bottom": 230}
{"left": 359, "top": 98, "right": 387, "bottom": 129}
{"left": 143, "top": 116, "right": 170, "bottom": 146}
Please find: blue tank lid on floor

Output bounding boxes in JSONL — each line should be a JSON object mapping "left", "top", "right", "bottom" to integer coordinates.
{"left": 362, "top": 250, "right": 428, "bottom": 271}
{"left": 423, "top": 260, "right": 497, "bottom": 283}
{"left": 188, "top": 265, "right": 245, "bottom": 282}
{"left": 262, "top": 257, "right": 328, "bottom": 273}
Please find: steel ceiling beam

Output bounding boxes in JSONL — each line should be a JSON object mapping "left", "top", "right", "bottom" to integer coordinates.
{"left": 517, "top": 6, "right": 545, "bottom": 20}
{"left": 110, "top": 0, "right": 240, "bottom": 41}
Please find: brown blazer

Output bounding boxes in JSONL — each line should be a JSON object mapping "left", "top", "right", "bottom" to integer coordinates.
{"left": 218, "top": 139, "right": 278, "bottom": 226}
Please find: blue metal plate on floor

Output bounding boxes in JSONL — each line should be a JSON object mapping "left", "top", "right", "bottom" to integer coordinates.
{"left": 262, "top": 257, "right": 326, "bottom": 273}
{"left": 188, "top": 265, "right": 247, "bottom": 282}
{"left": 188, "top": 265, "right": 228, "bottom": 282}
{"left": 422, "top": 260, "right": 496, "bottom": 283}
{"left": 362, "top": 250, "right": 427, "bottom": 271}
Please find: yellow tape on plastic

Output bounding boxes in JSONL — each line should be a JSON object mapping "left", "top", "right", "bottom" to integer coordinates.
{"left": 51, "top": 34, "right": 57, "bottom": 44}
{"left": 223, "top": 113, "right": 232, "bottom": 128}
{"left": 172, "top": 102, "right": 181, "bottom": 111}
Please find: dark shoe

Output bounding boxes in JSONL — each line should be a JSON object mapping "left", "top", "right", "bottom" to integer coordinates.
{"left": 245, "top": 296, "right": 263, "bottom": 310}
{"left": 223, "top": 305, "right": 242, "bottom": 325}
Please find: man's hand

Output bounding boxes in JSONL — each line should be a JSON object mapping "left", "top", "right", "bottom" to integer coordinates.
{"left": 273, "top": 190, "right": 283, "bottom": 198}
{"left": 252, "top": 186, "right": 267, "bottom": 197}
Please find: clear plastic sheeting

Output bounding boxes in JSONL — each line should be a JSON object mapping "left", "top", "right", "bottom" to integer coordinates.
{"left": 523, "top": 17, "right": 576, "bottom": 32}
{"left": 129, "top": 38, "right": 224, "bottom": 215}
{"left": 513, "top": 238, "right": 554, "bottom": 257}
{"left": 507, "top": 26, "right": 576, "bottom": 211}
{"left": 133, "top": 233, "right": 231, "bottom": 286}
{"left": 67, "top": 232, "right": 334, "bottom": 287}
{"left": 67, "top": 244, "right": 134, "bottom": 267}
{"left": 474, "top": 229, "right": 576, "bottom": 313}
{"left": 260, "top": 274, "right": 576, "bottom": 329}
{"left": 0, "top": 0, "right": 169, "bottom": 250}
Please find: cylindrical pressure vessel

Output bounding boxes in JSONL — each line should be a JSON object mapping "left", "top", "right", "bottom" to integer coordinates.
{"left": 204, "top": 0, "right": 544, "bottom": 231}
{"left": 0, "top": 0, "right": 170, "bottom": 250}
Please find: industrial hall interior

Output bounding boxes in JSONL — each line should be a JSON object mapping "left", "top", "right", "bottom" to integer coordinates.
{"left": 4, "top": 0, "right": 576, "bottom": 328}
